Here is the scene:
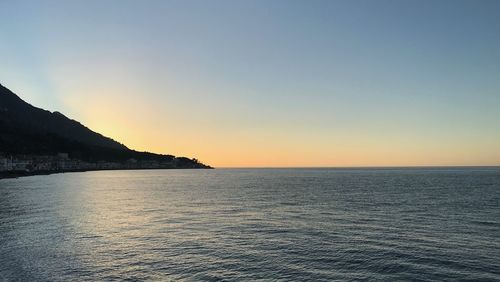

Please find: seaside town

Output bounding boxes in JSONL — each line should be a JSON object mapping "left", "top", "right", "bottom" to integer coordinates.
{"left": 0, "top": 153, "right": 201, "bottom": 177}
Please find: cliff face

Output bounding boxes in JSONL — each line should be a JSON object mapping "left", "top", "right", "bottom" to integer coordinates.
{"left": 0, "top": 83, "right": 210, "bottom": 169}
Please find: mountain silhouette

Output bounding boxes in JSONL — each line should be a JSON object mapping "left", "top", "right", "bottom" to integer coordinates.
{"left": 0, "top": 83, "right": 209, "bottom": 168}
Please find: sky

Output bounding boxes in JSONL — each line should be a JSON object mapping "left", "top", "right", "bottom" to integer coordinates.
{"left": 1, "top": 0, "right": 499, "bottom": 167}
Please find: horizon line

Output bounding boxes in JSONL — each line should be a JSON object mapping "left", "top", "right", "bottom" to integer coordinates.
{"left": 214, "top": 165, "right": 500, "bottom": 169}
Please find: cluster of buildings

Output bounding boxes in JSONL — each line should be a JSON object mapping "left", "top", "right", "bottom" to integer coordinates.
{"left": 0, "top": 153, "right": 178, "bottom": 173}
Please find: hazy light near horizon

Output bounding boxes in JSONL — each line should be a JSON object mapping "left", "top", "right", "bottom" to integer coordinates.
{"left": 1, "top": 0, "right": 499, "bottom": 167}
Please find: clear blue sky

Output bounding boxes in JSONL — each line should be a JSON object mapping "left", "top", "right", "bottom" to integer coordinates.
{"left": 1, "top": 0, "right": 499, "bottom": 166}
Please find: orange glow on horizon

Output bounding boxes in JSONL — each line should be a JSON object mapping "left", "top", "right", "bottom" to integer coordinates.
{"left": 47, "top": 83, "right": 500, "bottom": 168}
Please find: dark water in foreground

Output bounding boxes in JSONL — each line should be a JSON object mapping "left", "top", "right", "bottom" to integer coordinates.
{"left": 1, "top": 168, "right": 499, "bottom": 281}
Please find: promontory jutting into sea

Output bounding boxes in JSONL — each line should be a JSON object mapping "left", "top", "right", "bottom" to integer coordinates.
{"left": 0, "top": 84, "right": 210, "bottom": 179}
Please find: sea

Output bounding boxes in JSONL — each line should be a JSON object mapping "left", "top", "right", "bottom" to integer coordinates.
{"left": 0, "top": 168, "right": 499, "bottom": 281}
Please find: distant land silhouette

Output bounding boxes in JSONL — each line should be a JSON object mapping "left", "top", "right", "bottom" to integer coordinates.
{"left": 0, "top": 83, "right": 210, "bottom": 178}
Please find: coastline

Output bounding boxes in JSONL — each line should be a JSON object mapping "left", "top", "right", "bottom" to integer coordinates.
{"left": 0, "top": 167, "right": 212, "bottom": 180}
{"left": 0, "top": 153, "right": 212, "bottom": 180}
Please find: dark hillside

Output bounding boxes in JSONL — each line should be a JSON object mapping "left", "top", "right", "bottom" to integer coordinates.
{"left": 0, "top": 84, "right": 127, "bottom": 150}
{"left": 0, "top": 83, "right": 210, "bottom": 168}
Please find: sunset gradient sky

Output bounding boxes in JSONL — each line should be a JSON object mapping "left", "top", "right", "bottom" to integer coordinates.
{"left": 1, "top": 0, "right": 500, "bottom": 167}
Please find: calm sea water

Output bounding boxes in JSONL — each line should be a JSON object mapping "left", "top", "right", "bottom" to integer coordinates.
{"left": 0, "top": 168, "right": 499, "bottom": 281}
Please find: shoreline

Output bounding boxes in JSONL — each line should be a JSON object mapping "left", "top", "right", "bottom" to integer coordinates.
{"left": 0, "top": 167, "right": 212, "bottom": 180}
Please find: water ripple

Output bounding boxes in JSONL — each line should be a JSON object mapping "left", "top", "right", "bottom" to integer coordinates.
{"left": 0, "top": 168, "right": 499, "bottom": 281}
